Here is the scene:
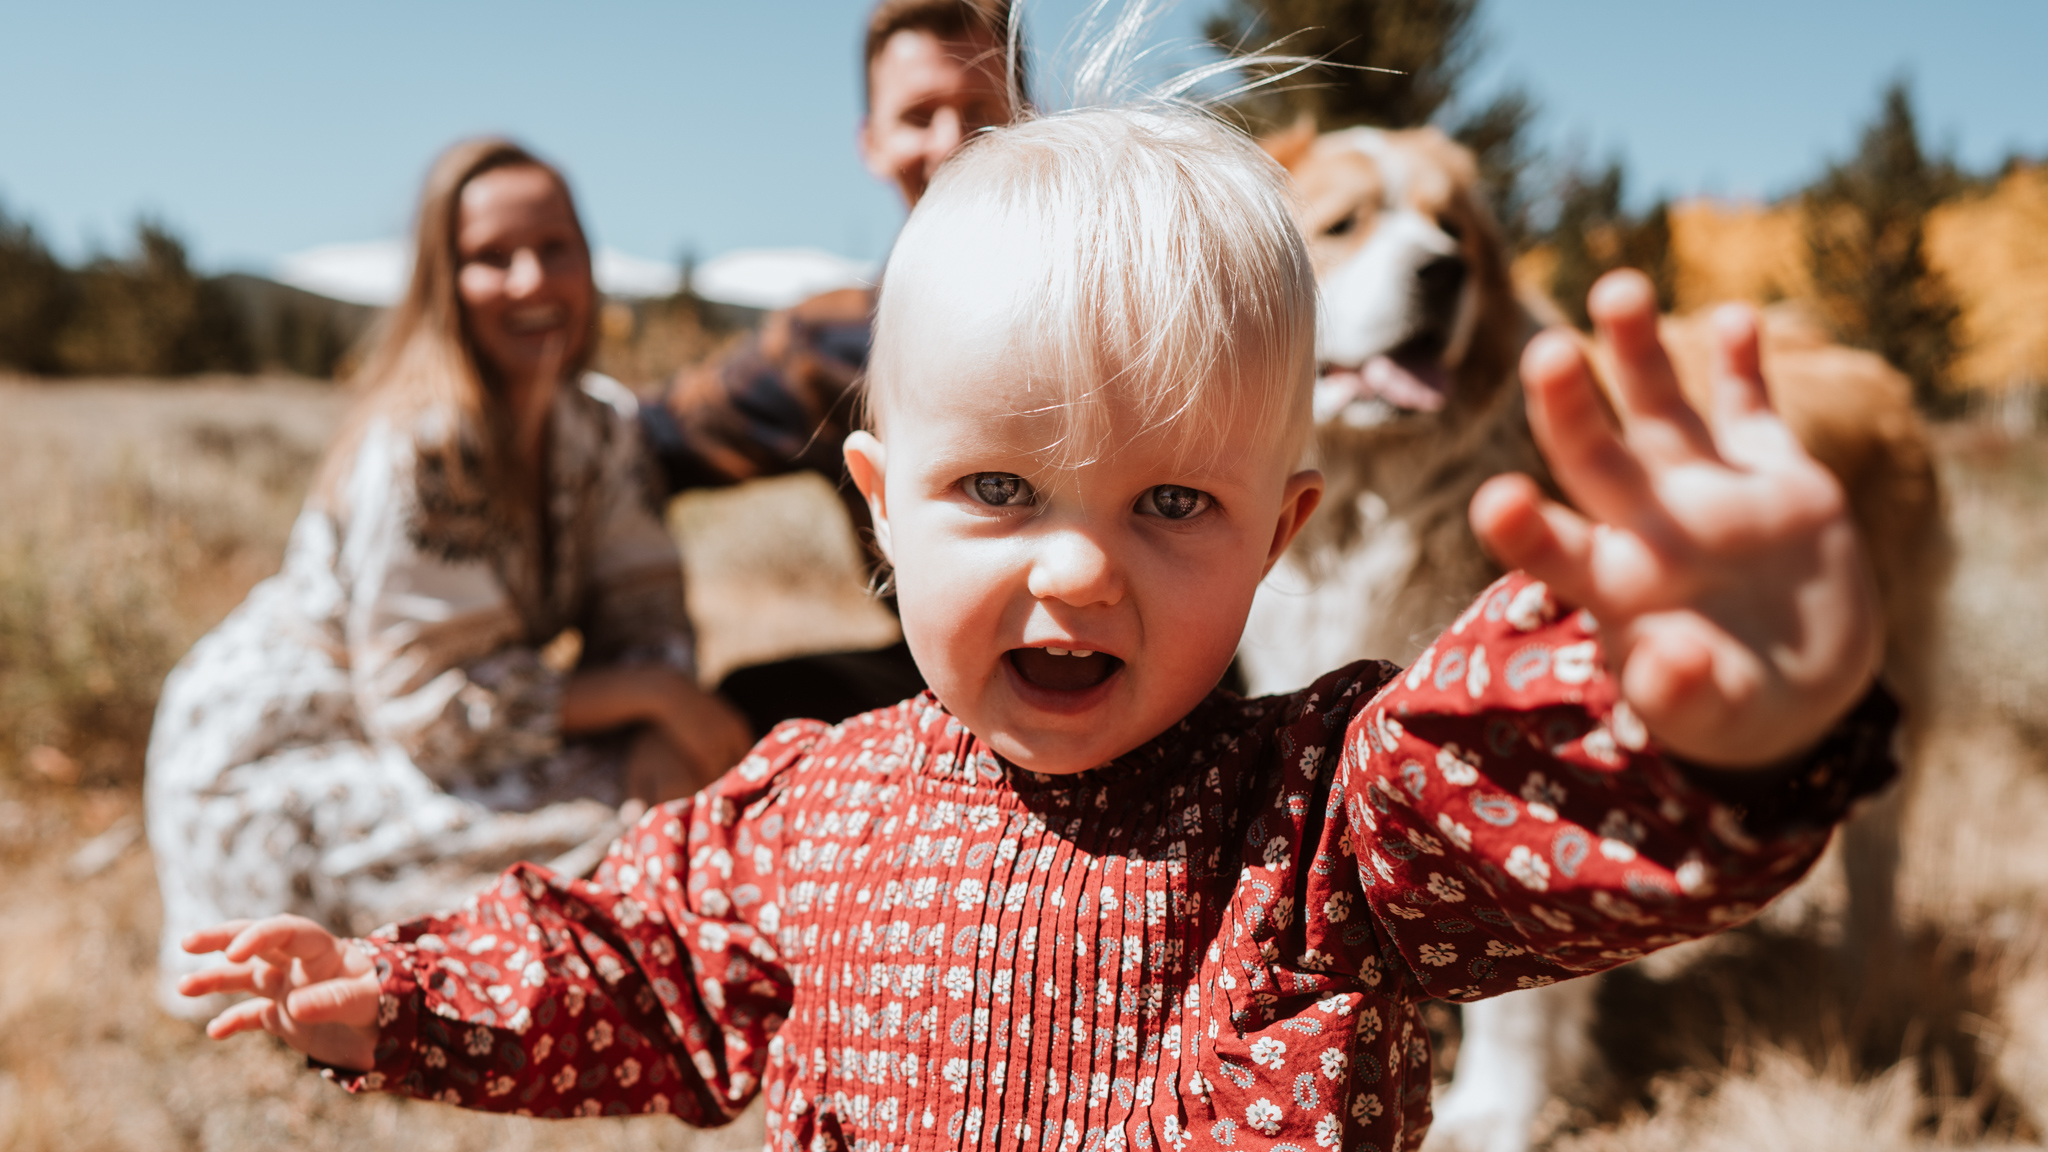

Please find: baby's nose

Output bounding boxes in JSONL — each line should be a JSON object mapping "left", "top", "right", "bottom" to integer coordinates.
{"left": 1025, "top": 530, "right": 1124, "bottom": 608}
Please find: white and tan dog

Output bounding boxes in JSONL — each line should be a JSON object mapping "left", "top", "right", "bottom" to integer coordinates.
{"left": 1241, "top": 120, "right": 1948, "bottom": 1152}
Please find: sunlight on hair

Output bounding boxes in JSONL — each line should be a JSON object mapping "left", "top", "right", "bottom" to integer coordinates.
{"left": 868, "top": 1, "right": 1323, "bottom": 471}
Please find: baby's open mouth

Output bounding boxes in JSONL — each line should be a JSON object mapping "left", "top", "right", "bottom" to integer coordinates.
{"left": 1008, "top": 647, "right": 1122, "bottom": 692}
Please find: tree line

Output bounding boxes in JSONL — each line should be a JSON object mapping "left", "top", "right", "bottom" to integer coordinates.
{"left": 0, "top": 211, "right": 372, "bottom": 379}
{"left": 1207, "top": 0, "right": 1990, "bottom": 411}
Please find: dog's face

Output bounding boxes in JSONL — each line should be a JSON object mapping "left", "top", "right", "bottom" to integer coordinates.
{"left": 1264, "top": 122, "right": 1521, "bottom": 435}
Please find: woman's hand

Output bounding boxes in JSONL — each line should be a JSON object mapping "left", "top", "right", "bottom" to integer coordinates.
{"left": 1469, "top": 270, "right": 1883, "bottom": 768}
{"left": 562, "top": 666, "right": 756, "bottom": 803}
{"left": 178, "top": 916, "right": 382, "bottom": 1071}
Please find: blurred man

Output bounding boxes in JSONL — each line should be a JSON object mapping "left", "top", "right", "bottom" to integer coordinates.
{"left": 858, "top": 0, "right": 1019, "bottom": 206}
{"left": 639, "top": 0, "right": 1020, "bottom": 733}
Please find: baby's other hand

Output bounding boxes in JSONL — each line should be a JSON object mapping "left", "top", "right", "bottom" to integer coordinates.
{"left": 178, "top": 915, "right": 382, "bottom": 1072}
{"left": 1469, "top": 270, "right": 1882, "bottom": 768}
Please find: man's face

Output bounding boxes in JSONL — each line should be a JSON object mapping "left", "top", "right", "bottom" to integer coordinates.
{"left": 845, "top": 230, "right": 1322, "bottom": 775}
{"left": 859, "top": 28, "right": 1013, "bottom": 207}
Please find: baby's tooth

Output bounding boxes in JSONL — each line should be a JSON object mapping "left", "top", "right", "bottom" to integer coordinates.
{"left": 1045, "top": 647, "right": 1070, "bottom": 657}
{"left": 1071, "top": 650, "right": 1095, "bottom": 659}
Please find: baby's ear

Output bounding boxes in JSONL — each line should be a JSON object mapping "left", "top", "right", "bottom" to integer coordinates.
{"left": 1262, "top": 468, "right": 1325, "bottom": 577}
{"left": 843, "top": 431, "right": 893, "bottom": 563}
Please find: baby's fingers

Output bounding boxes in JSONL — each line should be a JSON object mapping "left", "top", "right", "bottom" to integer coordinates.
{"left": 181, "top": 956, "right": 300, "bottom": 1005}
{"left": 1588, "top": 271, "right": 1716, "bottom": 462}
{"left": 286, "top": 972, "right": 381, "bottom": 1028}
{"left": 204, "top": 995, "right": 281, "bottom": 1042}
{"left": 182, "top": 921, "right": 255, "bottom": 956}
{"left": 224, "top": 914, "right": 338, "bottom": 966}
{"left": 1522, "top": 330, "right": 1654, "bottom": 527}
{"left": 1618, "top": 622, "right": 1724, "bottom": 735}
{"left": 1615, "top": 615, "right": 1778, "bottom": 767}
{"left": 1703, "top": 305, "right": 1807, "bottom": 472}
{"left": 1473, "top": 471, "right": 1680, "bottom": 624}
{"left": 177, "top": 960, "right": 262, "bottom": 1000}
{"left": 1471, "top": 473, "right": 1595, "bottom": 602}
{"left": 1707, "top": 304, "right": 1769, "bottom": 422}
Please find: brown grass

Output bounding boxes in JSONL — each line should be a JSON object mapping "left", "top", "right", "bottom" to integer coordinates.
{"left": 0, "top": 376, "right": 339, "bottom": 788}
{"left": 671, "top": 473, "right": 898, "bottom": 685}
{"left": 0, "top": 375, "right": 888, "bottom": 1151}
{"left": 0, "top": 380, "right": 2041, "bottom": 1149}
{"left": 1527, "top": 423, "right": 2048, "bottom": 1150}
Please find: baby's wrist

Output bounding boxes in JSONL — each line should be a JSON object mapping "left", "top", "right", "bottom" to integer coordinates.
{"left": 1670, "top": 749, "right": 1809, "bottom": 804}
{"left": 1634, "top": 677, "right": 1873, "bottom": 772}
{"left": 316, "top": 990, "right": 415, "bottom": 1094}
{"left": 1669, "top": 683, "right": 1900, "bottom": 836}
{"left": 322, "top": 938, "right": 426, "bottom": 1092}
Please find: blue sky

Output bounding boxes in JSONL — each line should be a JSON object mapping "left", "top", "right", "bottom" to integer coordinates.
{"left": 2, "top": 1, "right": 2042, "bottom": 275}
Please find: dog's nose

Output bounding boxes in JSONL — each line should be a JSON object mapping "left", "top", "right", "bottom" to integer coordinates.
{"left": 1416, "top": 255, "right": 1468, "bottom": 317}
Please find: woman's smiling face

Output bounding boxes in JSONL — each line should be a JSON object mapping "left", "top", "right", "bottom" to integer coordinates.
{"left": 846, "top": 289, "right": 1321, "bottom": 776}
{"left": 454, "top": 164, "right": 593, "bottom": 387}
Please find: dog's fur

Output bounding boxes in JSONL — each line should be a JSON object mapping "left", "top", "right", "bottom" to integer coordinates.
{"left": 1241, "top": 120, "right": 1949, "bottom": 1152}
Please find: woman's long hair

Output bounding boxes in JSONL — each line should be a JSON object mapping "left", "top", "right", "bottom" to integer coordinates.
{"left": 314, "top": 137, "right": 600, "bottom": 520}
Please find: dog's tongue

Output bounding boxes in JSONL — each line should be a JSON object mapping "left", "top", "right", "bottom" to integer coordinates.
{"left": 1010, "top": 649, "right": 1120, "bottom": 692}
{"left": 1318, "top": 356, "right": 1451, "bottom": 416}
{"left": 1359, "top": 354, "right": 1449, "bottom": 411}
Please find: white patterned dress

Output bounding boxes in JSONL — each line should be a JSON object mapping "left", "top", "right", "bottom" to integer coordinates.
{"left": 146, "top": 374, "right": 694, "bottom": 1016}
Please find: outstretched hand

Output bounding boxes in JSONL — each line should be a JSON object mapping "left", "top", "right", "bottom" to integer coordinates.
{"left": 1470, "top": 270, "right": 1882, "bottom": 768}
{"left": 178, "top": 915, "right": 381, "bottom": 1072}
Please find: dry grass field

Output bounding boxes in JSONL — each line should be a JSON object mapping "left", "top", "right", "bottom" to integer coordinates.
{"left": 0, "top": 377, "right": 2042, "bottom": 1150}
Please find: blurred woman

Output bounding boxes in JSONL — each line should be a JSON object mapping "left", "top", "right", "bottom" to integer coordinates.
{"left": 145, "top": 138, "right": 753, "bottom": 1016}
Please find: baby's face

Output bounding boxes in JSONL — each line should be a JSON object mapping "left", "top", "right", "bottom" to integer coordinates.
{"left": 848, "top": 317, "right": 1321, "bottom": 776}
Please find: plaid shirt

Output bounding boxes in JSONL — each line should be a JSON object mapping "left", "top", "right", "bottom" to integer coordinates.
{"left": 640, "top": 286, "right": 877, "bottom": 497}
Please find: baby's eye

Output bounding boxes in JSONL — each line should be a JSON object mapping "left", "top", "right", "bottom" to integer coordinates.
{"left": 964, "top": 472, "right": 1033, "bottom": 507}
{"left": 1140, "top": 485, "right": 1211, "bottom": 521}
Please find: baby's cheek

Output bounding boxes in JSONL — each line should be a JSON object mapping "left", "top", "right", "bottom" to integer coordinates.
{"left": 892, "top": 540, "right": 1016, "bottom": 689}
{"left": 1158, "top": 547, "right": 1262, "bottom": 651}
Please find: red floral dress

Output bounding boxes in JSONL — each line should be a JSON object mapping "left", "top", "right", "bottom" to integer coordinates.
{"left": 329, "top": 574, "right": 1895, "bottom": 1151}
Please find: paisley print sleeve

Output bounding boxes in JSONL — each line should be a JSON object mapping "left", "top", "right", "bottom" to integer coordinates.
{"left": 1334, "top": 571, "right": 1900, "bottom": 1003}
{"left": 323, "top": 720, "right": 825, "bottom": 1120}
{"left": 1195, "top": 573, "right": 1897, "bottom": 1151}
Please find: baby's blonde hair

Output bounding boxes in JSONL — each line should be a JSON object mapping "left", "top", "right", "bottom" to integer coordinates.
{"left": 867, "top": 101, "right": 1317, "bottom": 469}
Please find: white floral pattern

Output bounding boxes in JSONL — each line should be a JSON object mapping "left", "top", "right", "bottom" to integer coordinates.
{"left": 147, "top": 375, "right": 694, "bottom": 1013}
{"left": 327, "top": 573, "right": 1894, "bottom": 1151}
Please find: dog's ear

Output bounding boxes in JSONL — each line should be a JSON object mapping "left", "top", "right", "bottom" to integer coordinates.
{"left": 1259, "top": 114, "right": 1319, "bottom": 172}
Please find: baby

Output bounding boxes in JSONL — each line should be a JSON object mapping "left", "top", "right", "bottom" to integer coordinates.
{"left": 181, "top": 104, "right": 1894, "bottom": 1151}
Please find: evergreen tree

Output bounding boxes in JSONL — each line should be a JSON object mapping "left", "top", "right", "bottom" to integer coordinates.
{"left": 0, "top": 201, "right": 72, "bottom": 374}
{"left": 1805, "top": 80, "right": 1961, "bottom": 410}
{"left": 214, "top": 273, "right": 377, "bottom": 380}
{"left": 1452, "top": 86, "right": 1539, "bottom": 249}
{"left": 1203, "top": 0, "right": 1537, "bottom": 248}
{"left": 1546, "top": 160, "right": 1674, "bottom": 329}
{"left": 56, "top": 220, "right": 250, "bottom": 376}
{"left": 1204, "top": 0, "right": 1479, "bottom": 129}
